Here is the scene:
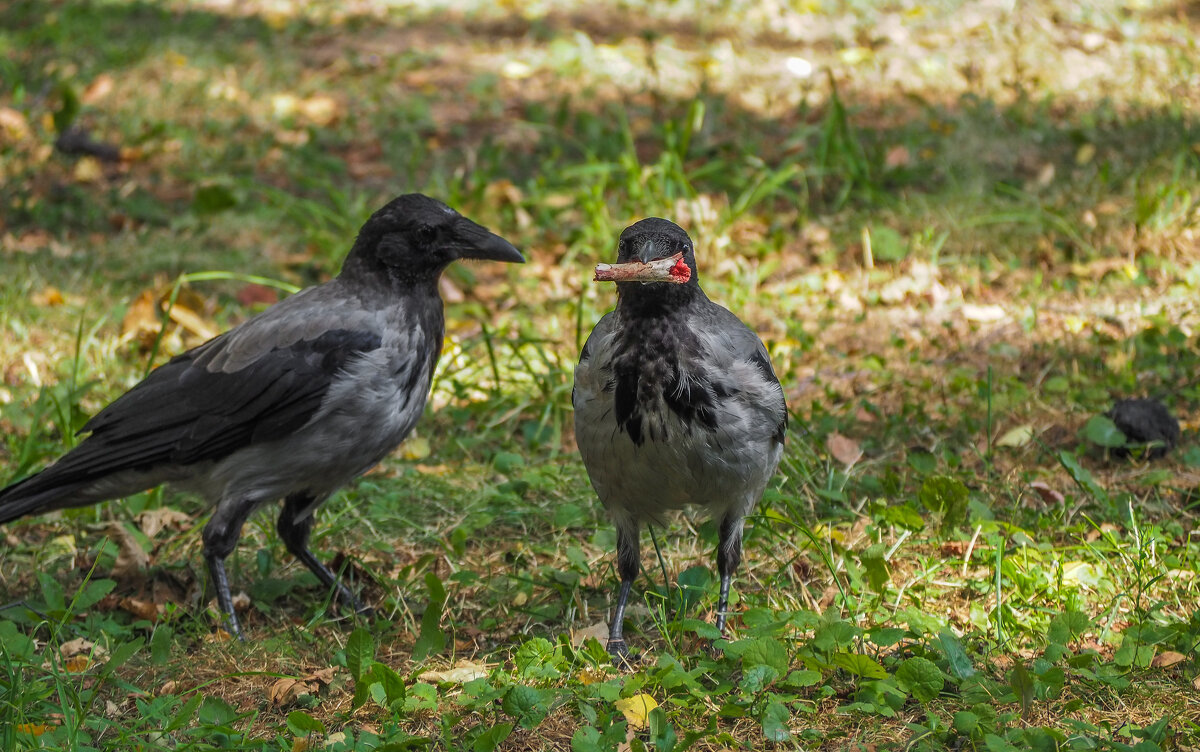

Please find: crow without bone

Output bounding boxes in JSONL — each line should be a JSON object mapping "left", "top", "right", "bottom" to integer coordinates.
{"left": 573, "top": 218, "right": 787, "bottom": 661}
{"left": 0, "top": 194, "right": 524, "bottom": 638}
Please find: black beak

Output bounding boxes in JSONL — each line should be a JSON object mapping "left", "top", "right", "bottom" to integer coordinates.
{"left": 451, "top": 218, "right": 525, "bottom": 264}
{"left": 634, "top": 239, "right": 662, "bottom": 264}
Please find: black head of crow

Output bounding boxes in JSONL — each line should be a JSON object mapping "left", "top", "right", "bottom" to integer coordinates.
{"left": 0, "top": 193, "right": 522, "bottom": 639}
{"left": 342, "top": 193, "right": 524, "bottom": 286}
{"left": 574, "top": 217, "right": 787, "bottom": 663}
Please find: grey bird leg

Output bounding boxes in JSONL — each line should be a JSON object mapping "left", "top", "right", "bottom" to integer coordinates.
{"left": 715, "top": 513, "right": 744, "bottom": 635}
{"left": 607, "top": 522, "right": 641, "bottom": 662}
{"left": 202, "top": 499, "right": 259, "bottom": 640}
{"left": 277, "top": 493, "right": 372, "bottom": 616}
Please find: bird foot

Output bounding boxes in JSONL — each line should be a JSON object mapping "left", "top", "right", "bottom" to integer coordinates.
{"left": 606, "top": 638, "right": 639, "bottom": 669}
{"left": 703, "top": 637, "right": 727, "bottom": 659}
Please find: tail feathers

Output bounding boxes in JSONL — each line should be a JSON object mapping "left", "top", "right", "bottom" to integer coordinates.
{"left": 0, "top": 432, "right": 175, "bottom": 526}
{"left": 0, "top": 469, "right": 95, "bottom": 525}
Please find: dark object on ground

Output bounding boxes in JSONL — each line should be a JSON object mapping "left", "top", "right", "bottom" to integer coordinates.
{"left": 573, "top": 218, "right": 787, "bottom": 662}
{"left": 54, "top": 125, "right": 122, "bottom": 161}
{"left": 0, "top": 194, "right": 523, "bottom": 638}
{"left": 1106, "top": 398, "right": 1180, "bottom": 460}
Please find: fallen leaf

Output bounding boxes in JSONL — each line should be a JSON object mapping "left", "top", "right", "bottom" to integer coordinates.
{"left": 269, "top": 677, "right": 315, "bottom": 706}
{"left": 297, "top": 94, "right": 341, "bottom": 127}
{"left": 1036, "top": 162, "right": 1055, "bottom": 186}
{"left": 570, "top": 621, "right": 611, "bottom": 648}
{"left": 106, "top": 522, "right": 150, "bottom": 578}
{"left": 962, "top": 303, "right": 1006, "bottom": 323}
{"left": 60, "top": 638, "right": 100, "bottom": 658}
{"left": 31, "top": 286, "right": 65, "bottom": 307}
{"left": 827, "top": 433, "right": 863, "bottom": 466}
{"left": 1151, "top": 651, "right": 1187, "bottom": 668}
{"left": 995, "top": 425, "right": 1034, "bottom": 448}
{"left": 73, "top": 156, "right": 104, "bottom": 183}
{"left": 158, "top": 680, "right": 178, "bottom": 696}
{"left": 401, "top": 435, "right": 431, "bottom": 461}
{"left": 2, "top": 229, "right": 52, "bottom": 254}
{"left": 0, "top": 107, "right": 32, "bottom": 142}
{"left": 305, "top": 667, "right": 337, "bottom": 684}
{"left": 1060, "top": 561, "right": 1101, "bottom": 588}
{"left": 501, "top": 60, "right": 534, "bottom": 79}
{"left": 418, "top": 661, "right": 489, "bottom": 684}
{"left": 615, "top": 694, "right": 658, "bottom": 730}
{"left": 119, "top": 597, "right": 159, "bottom": 622}
{"left": 121, "top": 290, "right": 162, "bottom": 348}
{"left": 136, "top": 507, "right": 192, "bottom": 538}
{"left": 884, "top": 145, "right": 910, "bottom": 168}
{"left": 577, "top": 667, "right": 609, "bottom": 685}
{"left": 1029, "top": 482, "right": 1064, "bottom": 505}
{"left": 167, "top": 302, "right": 217, "bottom": 340}
{"left": 82, "top": 74, "right": 115, "bottom": 104}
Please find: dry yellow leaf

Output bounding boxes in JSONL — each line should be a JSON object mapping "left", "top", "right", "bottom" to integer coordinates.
{"left": 82, "top": 74, "right": 115, "bottom": 104}
{"left": 297, "top": 95, "right": 340, "bottom": 127}
{"left": 31, "top": 286, "right": 65, "bottom": 307}
{"left": 73, "top": 156, "right": 104, "bottom": 183}
{"left": 0, "top": 107, "right": 32, "bottom": 142}
{"left": 121, "top": 290, "right": 162, "bottom": 347}
{"left": 1151, "top": 651, "right": 1187, "bottom": 668}
{"left": 401, "top": 436, "right": 431, "bottom": 460}
{"left": 136, "top": 507, "right": 192, "bottom": 538}
{"left": 167, "top": 302, "right": 217, "bottom": 340}
{"left": 418, "top": 662, "right": 489, "bottom": 684}
{"left": 615, "top": 694, "right": 658, "bottom": 730}
{"left": 269, "top": 677, "right": 315, "bottom": 706}
{"left": 995, "top": 425, "right": 1034, "bottom": 448}
{"left": 119, "top": 596, "right": 160, "bottom": 622}
{"left": 577, "top": 667, "right": 608, "bottom": 685}
{"left": 570, "top": 621, "right": 611, "bottom": 648}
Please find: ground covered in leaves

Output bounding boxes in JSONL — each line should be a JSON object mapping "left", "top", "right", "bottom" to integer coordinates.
{"left": 2, "top": 0, "right": 1200, "bottom": 749}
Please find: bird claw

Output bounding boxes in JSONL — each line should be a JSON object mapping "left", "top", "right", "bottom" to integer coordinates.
{"left": 606, "top": 639, "right": 639, "bottom": 669}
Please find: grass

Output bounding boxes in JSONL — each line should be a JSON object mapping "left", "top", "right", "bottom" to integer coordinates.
{"left": 2, "top": 0, "right": 1200, "bottom": 749}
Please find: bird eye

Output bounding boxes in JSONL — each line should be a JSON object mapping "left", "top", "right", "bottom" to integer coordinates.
{"left": 415, "top": 225, "right": 437, "bottom": 247}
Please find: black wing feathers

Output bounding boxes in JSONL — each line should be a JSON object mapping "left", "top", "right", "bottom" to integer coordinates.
{"left": 33, "top": 329, "right": 382, "bottom": 485}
